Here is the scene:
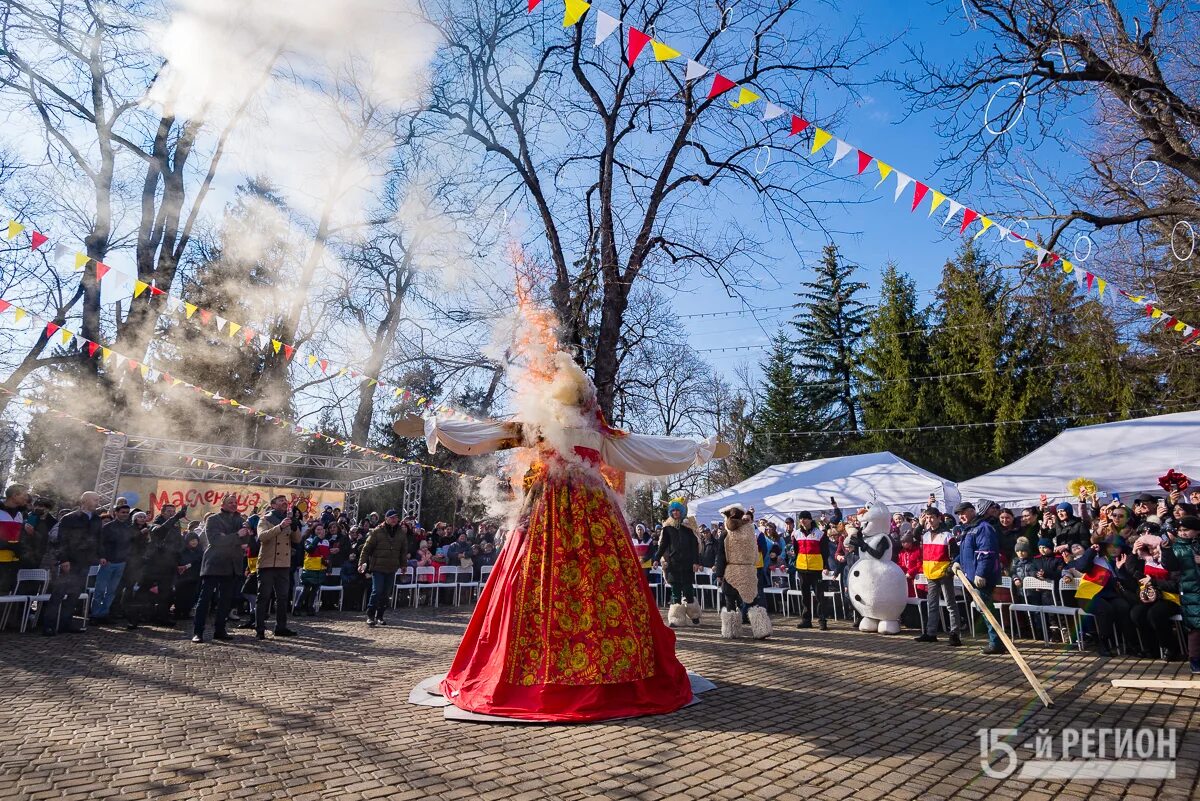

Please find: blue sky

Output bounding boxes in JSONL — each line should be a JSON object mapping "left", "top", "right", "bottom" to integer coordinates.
{"left": 677, "top": 0, "right": 1081, "bottom": 371}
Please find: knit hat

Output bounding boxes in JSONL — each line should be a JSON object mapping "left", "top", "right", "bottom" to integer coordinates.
{"left": 976, "top": 499, "right": 996, "bottom": 516}
{"left": 1056, "top": 502, "right": 1073, "bottom": 512}
{"left": 1037, "top": 537, "right": 1054, "bottom": 549}
{"left": 798, "top": 511, "right": 813, "bottom": 521}
{"left": 385, "top": 509, "right": 399, "bottom": 519}
{"left": 667, "top": 498, "right": 687, "bottom": 518}
{"left": 1015, "top": 537, "right": 1031, "bottom": 554}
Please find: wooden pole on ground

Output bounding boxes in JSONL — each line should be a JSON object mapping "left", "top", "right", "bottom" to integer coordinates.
{"left": 952, "top": 563, "right": 1054, "bottom": 708}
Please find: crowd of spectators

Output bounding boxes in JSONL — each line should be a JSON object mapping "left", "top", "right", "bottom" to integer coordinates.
{"left": 0, "top": 483, "right": 503, "bottom": 641}
{"left": 631, "top": 488, "right": 1200, "bottom": 671}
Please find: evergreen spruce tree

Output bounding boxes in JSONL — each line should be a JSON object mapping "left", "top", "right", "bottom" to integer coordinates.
{"left": 792, "top": 244, "right": 868, "bottom": 454}
{"left": 856, "top": 263, "right": 935, "bottom": 465}
{"left": 744, "top": 332, "right": 811, "bottom": 471}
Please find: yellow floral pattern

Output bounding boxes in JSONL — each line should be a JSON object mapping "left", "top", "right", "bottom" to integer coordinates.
{"left": 504, "top": 457, "right": 657, "bottom": 687}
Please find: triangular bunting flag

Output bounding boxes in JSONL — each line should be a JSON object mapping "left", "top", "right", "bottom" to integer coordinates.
{"left": 0, "top": 300, "right": 9, "bottom": 314}
{"left": 320, "top": 359, "right": 329, "bottom": 373}
{"left": 243, "top": 328, "right": 255, "bottom": 344}
{"left": 594, "top": 11, "right": 619, "bottom": 46}
{"left": 51, "top": 244, "right": 67, "bottom": 262}
{"left": 1173, "top": 320, "right": 1185, "bottom": 332}
{"left": 810, "top": 128, "right": 832, "bottom": 154}
{"left": 95, "top": 262, "right": 110, "bottom": 281}
{"left": 1085, "top": 272, "right": 1095, "bottom": 289}
{"left": 60, "top": 328, "right": 72, "bottom": 345}
{"left": 762, "top": 102, "right": 785, "bottom": 121}
{"left": 149, "top": 284, "right": 164, "bottom": 296}
{"left": 562, "top": 0, "right": 589, "bottom": 27}
{"left": 684, "top": 59, "right": 709, "bottom": 82}
{"left": 283, "top": 344, "right": 295, "bottom": 360}
{"left": 74, "top": 253, "right": 90, "bottom": 270}
{"left": 972, "top": 216, "right": 994, "bottom": 238}
{"left": 127, "top": 358, "right": 139, "bottom": 371}
{"left": 856, "top": 151, "right": 872, "bottom": 175}
{"left": 1150, "top": 307, "right": 1163, "bottom": 319}
{"left": 874, "top": 160, "right": 893, "bottom": 188}
{"left": 198, "top": 309, "right": 212, "bottom": 325}
{"left": 626, "top": 27, "right": 651, "bottom": 65}
{"left": 1097, "top": 278, "right": 1107, "bottom": 298}
{"left": 214, "top": 315, "right": 227, "bottom": 332}
{"left": 12, "top": 308, "right": 25, "bottom": 323}
{"left": 6, "top": 221, "right": 24, "bottom": 240}
{"left": 730, "top": 87, "right": 761, "bottom": 108}
{"left": 134, "top": 280, "right": 149, "bottom": 298}
{"left": 271, "top": 339, "right": 282, "bottom": 354}
{"left": 943, "top": 199, "right": 964, "bottom": 227}
{"left": 100, "top": 347, "right": 111, "bottom": 361}
{"left": 227, "top": 322, "right": 241, "bottom": 337}
{"left": 789, "top": 115, "right": 810, "bottom": 136}
{"left": 958, "top": 208, "right": 979, "bottom": 234}
{"left": 527, "top": 0, "right": 541, "bottom": 11}
{"left": 911, "top": 182, "right": 929, "bottom": 211}
{"left": 86, "top": 341, "right": 99, "bottom": 358}
{"left": 707, "top": 73, "right": 737, "bottom": 99}
{"left": 308, "top": 355, "right": 318, "bottom": 367}
{"left": 893, "top": 173, "right": 914, "bottom": 202}
{"left": 830, "top": 139, "right": 853, "bottom": 166}
{"left": 928, "top": 190, "right": 947, "bottom": 216}
{"left": 46, "top": 322, "right": 60, "bottom": 338}
{"left": 30, "top": 231, "right": 48, "bottom": 250}
{"left": 139, "top": 364, "right": 149, "bottom": 378}
{"left": 184, "top": 302, "right": 197, "bottom": 318}
{"left": 651, "top": 40, "right": 681, "bottom": 62}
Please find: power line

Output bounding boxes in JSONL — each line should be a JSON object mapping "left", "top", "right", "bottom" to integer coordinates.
{"left": 758, "top": 401, "right": 1200, "bottom": 437}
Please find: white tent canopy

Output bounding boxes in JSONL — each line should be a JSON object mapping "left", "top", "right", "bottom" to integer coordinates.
{"left": 688, "top": 451, "right": 961, "bottom": 523}
{"left": 957, "top": 410, "right": 1200, "bottom": 508}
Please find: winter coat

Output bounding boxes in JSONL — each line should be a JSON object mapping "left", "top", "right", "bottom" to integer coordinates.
{"left": 714, "top": 518, "right": 759, "bottom": 602}
{"left": 55, "top": 509, "right": 102, "bottom": 568}
{"left": 1170, "top": 537, "right": 1200, "bottom": 629}
{"left": 958, "top": 518, "right": 1001, "bottom": 588}
{"left": 656, "top": 519, "right": 701, "bottom": 585}
{"left": 20, "top": 511, "right": 53, "bottom": 569}
{"left": 699, "top": 537, "right": 718, "bottom": 569}
{"left": 123, "top": 528, "right": 149, "bottom": 586}
{"left": 257, "top": 511, "right": 301, "bottom": 570}
{"left": 1053, "top": 515, "right": 1088, "bottom": 548}
{"left": 100, "top": 519, "right": 137, "bottom": 564}
{"left": 359, "top": 523, "right": 409, "bottom": 574}
{"left": 143, "top": 524, "right": 184, "bottom": 581}
{"left": 199, "top": 511, "right": 248, "bottom": 577}
{"left": 177, "top": 543, "right": 203, "bottom": 580}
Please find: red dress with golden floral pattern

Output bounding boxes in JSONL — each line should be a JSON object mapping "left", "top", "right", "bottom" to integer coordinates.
{"left": 439, "top": 448, "right": 692, "bottom": 721}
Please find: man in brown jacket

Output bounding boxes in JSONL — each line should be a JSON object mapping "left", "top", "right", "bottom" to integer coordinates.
{"left": 358, "top": 509, "right": 409, "bottom": 627}
{"left": 256, "top": 494, "right": 302, "bottom": 640}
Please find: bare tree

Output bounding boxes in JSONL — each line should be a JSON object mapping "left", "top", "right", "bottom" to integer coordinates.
{"left": 424, "top": 0, "right": 877, "bottom": 417}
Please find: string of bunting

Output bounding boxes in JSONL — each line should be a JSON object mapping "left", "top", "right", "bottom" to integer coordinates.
{"left": 534, "top": 1, "right": 1200, "bottom": 346}
{"left": 0, "top": 219, "right": 467, "bottom": 414}
{"left": 0, "top": 297, "right": 484, "bottom": 481}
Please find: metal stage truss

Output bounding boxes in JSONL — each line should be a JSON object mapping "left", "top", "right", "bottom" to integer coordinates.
{"left": 94, "top": 433, "right": 423, "bottom": 521}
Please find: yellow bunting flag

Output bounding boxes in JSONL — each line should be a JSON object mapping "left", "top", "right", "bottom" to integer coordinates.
{"left": 271, "top": 339, "right": 282, "bottom": 354}
{"left": 308, "top": 355, "right": 318, "bottom": 367}
{"left": 730, "top": 87, "right": 761, "bottom": 108}
{"left": 562, "top": 0, "right": 589, "bottom": 27}
{"left": 100, "top": 347, "right": 111, "bottom": 360}
{"left": 139, "top": 364, "right": 149, "bottom": 378}
{"left": 1151, "top": 307, "right": 1163, "bottom": 319}
{"left": 60, "top": 328, "right": 72, "bottom": 345}
{"left": 74, "top": 253, "right": 90, "bottom": 270}
{"left": 227, "top": 322, "right": 241, "bottom": 337}
{"left": 134, "top": 280, "right": 149, "bottom": 298}
{"left": 1097, "top": 278, "right": 1106, "bottom": 298}
{"left": 1175, "top": 320, "right": 1187, "bottom": 331}
{"left": 874, "top": 160, "right": 894, "bottom": 188}
{"left": 184, "top": 302, "right": 197, "bottom": 318}
{"left": 651, "top": 40, "right": 681, "bottom": 61}
{"left": 928, "top": 189, "right": 946, "bottom": 215}
{"left": 13, "top": 308, "right": 26, "bottom": 323}
{"left": 974, "top": 217, "right": 994, "bottom": 238}
{"left": 6, "top": 221, "right": 24, "bottom": 240}
{"left": 811, "top": 128, "right": 832, "bottom": 154}
{"left": 230, "top": 400, "right": 240, "bottom": 407}
{"left": 1061, "top": 259, "right": 1074, "bottom": 274}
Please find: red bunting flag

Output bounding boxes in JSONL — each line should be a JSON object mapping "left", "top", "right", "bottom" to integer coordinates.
{"left": 856, "top": 151, "right": 872, "bottom": 175}
{"left": 527, "top": 0, "right": 541, "bottom": 10}
{"left": 789, "top": 115, "right": 810, "bottom": 136}
{"left": 46, "top": 322, "right": 60, "bottom": 338}
{"left": 1085, "top": 272, "right": 1095, "bottom": 289}
{"left": 199, "top": 309, "right": 213, "bottom": 325}
{"left": 243, "top": 328, "right": 255, "bottom": 344}
{"left": 958, "top": 208, "right": 979, "bottom": 234}
{"left": 1146, "top": 304, "right": 1156, "bottom": 317}
{"left": 127, "top": 358, "right": 139, "bottom": 371}
{"left": 319, "top": 359, "right": 328, "bottom": 372}
{"left": 708, "top": 73, "right": 736, "bottom": 99}
{"left": 282, "top": 344, "right": 295, "bottom": 360}
{"left": 30, "top": 231, "right": 48, "bottom": 250}
{"left": 0, "top": 300, "right": 10, "bottom": 314}
{"left": 1185, "top": 329, "right": 1200, "bottom": 345}
{"left": 149, "top": 284, "right": 165, "bottom": 296}
{"left": 911, "top": 182, "right": 929, "bottom": 211}
{"left": 626, "top": 27, "right": 651, "bottom": 65}
{"left": 1164, "top": 316, "right": 1178, "bottom": 329}
{"left": 95, "top": 262, "right": 111, "bottom": 281}
{"left": 86, "top": 341, "right": 99, "bottom": 358}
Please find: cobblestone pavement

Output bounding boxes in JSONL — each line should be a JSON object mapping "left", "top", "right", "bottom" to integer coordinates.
{"left": 2, "top": 605, "right": 1197, "bottom": 801}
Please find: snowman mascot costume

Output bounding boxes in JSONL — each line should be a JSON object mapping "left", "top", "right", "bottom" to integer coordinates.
{"left": 846, "top": 503, "right": 908, "bottom": 634}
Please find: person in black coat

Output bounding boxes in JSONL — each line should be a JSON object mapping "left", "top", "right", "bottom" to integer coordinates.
{"left": 192, "top": 495, "right": 249, "bottom": 643}
{"left": 656, "top": 499, "right": 701, "bottom": 628}
{"left": 41, "top": 492, "right": 103, "bottom": 635}
{"left": 174, "top": 533, "right": 203, "bottom": 619}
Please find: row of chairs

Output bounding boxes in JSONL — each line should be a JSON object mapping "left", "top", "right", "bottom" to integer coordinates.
{"left": 0, "top": 568, "right": 90, "bottom": 633}
{"left": 390, "top": 565, "right": 495, "bottom": 609}
{"left": 648, "top": 567, "right": 849, "bottom": 620}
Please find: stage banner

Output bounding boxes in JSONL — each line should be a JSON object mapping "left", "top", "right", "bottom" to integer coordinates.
{"left": 116, "top": 477, "right": 345, "bottom": 521}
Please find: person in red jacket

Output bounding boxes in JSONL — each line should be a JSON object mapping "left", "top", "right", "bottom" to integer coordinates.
{"left": 897, "top": 532, "right": 922, "bottom": 596}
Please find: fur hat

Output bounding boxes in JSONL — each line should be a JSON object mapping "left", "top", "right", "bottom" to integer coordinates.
{"left": 719, "top": 502, "right": 745, "bottom": 518}
{"left": 667, "top": 498, "right": 687, "bottom": 518}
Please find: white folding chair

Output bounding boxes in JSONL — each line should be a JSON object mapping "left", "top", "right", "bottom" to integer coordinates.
{"left": 413, "top": 566, "right": 437, "bottom": 607}
{"left": 476, "top": 565, "right": 494, "bottom": 600}
{"left": 763, "top": 569, "right": 788, "bottom": 615}
{"left": 85, "top": 564, "right": 100, "bottom": 598}
{"left": 949, "top": 576, "right": 975, "bottom": 638}
{"left": 2, "top": 569, "right": 49, "bottom": 633}
{"left": 291, "top": 568, "right": 304, "bottom": 611}
{"left": 1008, "top": 577, "right": 1076, "bottom": 645}
{"left": 1058, "top": 575, "right": 1122, "bottom": 653}
{"left": 432, "top": 566, "right": 459, "bottom": 606}
{"left": 392, "top": 566, "right": 416, "bottom": 608}
{"left": 19, "top": 569, "right": 52, "bottom": 633}
{"left": 976, "top": 576, "right": 1014, "bottom": 636}
{"left": 647, "top": 568, "right": 666, "bottom": 608}
{"left": 822, "top": 570, "right": 845, "bottom": 620}
{"left": 454, "top": 567, "right": 479, "bottom": 605}
{"left": 908, "top": 575, "right": 929, "bottom": 632}
{"left": 317, "top": 567, "right": 344, "bottom": 612}
{"left": 694, "top": 568, "right": 720, "bottom": 611}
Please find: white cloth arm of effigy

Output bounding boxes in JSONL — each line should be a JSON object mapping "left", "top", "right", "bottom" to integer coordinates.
{"left": 601, "top": 432, "right": 720, "bottom": 477}
{"left": 422, "top": 417, "right": 522, "bottom": 456}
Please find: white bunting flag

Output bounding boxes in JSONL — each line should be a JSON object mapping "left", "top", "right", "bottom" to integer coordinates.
{"left": 684, "top": 59, "right": 709, "bottom": 82}
{"left": 893, "top": 172, "right": 914, "bottom": 202}
{"left": 830, "top": 139, "right": 853, "bottom": 167}
{"left": 943, "top": 199, "right": 964, "bottom": 226}
{"left": 594, "top": 11, "right": 619, "bottom": 46}
{"left": 762, "top": 102, "right": 785, "bottom": 122}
